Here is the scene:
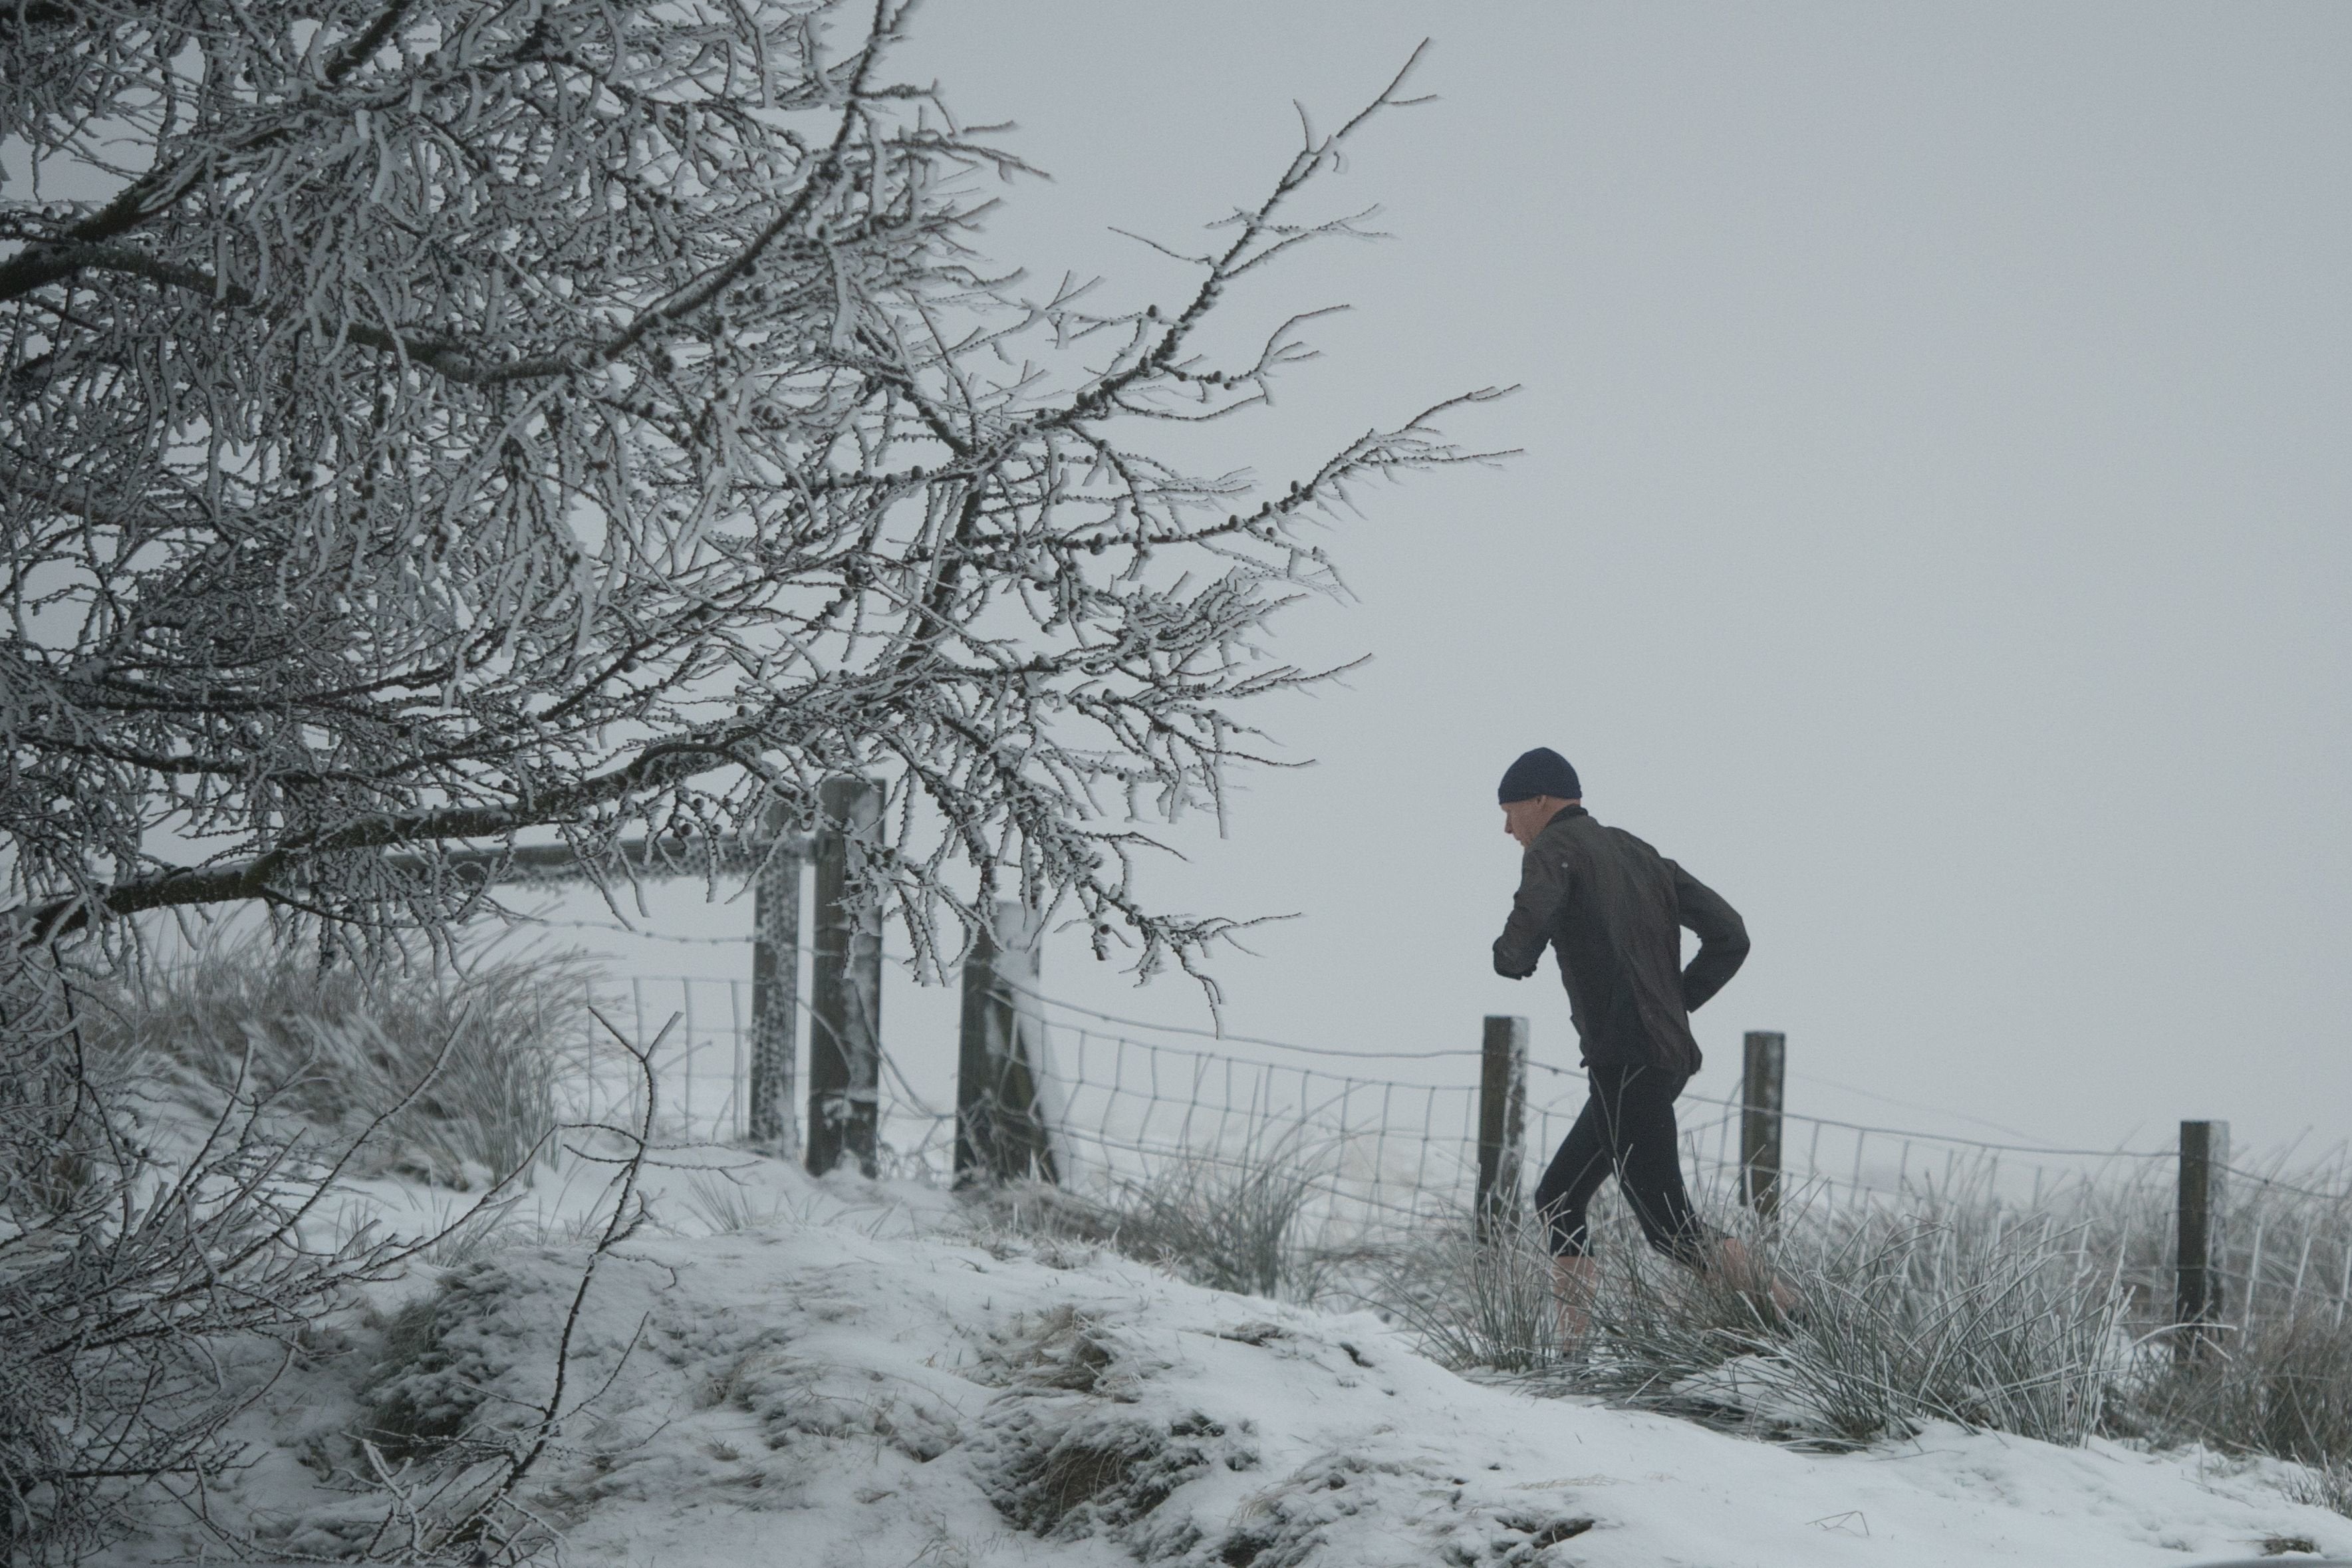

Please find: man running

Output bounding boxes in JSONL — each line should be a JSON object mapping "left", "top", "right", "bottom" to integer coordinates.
{"left": 1490, "top": 746, "right": 1785, "bottom": 1339}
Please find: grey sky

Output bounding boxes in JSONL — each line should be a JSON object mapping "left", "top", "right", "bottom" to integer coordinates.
{"left": 492, "top": 3, "right": 2352, "bottom": 1158}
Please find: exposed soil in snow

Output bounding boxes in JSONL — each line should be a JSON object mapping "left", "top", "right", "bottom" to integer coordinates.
{"left": 118, "top": 1157, "right": 2352, "bottom": 1568}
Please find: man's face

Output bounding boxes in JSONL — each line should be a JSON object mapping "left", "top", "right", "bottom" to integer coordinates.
{"left": 1502, "top": 796, "right": 1565, "bottom": 849}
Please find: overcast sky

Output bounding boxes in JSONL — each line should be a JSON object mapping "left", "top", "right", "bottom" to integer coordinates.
{"left": 551, "top": 3, "right": 2351, "bottom": 1162}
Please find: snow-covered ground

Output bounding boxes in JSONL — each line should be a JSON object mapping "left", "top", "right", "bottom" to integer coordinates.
{"left": 143, "top": 1154, "right": 2352, "bottom": 1568}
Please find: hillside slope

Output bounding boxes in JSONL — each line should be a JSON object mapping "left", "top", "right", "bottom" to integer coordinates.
{"left": 162, "top": 1164, "right": 2352, "bottom": 1568}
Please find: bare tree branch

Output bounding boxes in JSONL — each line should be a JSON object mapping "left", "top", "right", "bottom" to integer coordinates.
{"left": 0, "top": 4, "right": 1503, "bottom": 987}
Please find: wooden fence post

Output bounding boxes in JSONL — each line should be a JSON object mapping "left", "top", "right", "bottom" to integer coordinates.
{"left": 1476, "top": 1015, "right": 1529, "bottom": 1241}
{"left": 2176, "top": 1118, "right": 2230, "bottom": 1359}
{"left": 1741, "top": 1031, "right": 1785, "bottom": 1220}
{"left": 745, "top": 800, "right": 801, "bottom": 1157}
{"left": 807, "top": 776, "right": 884, "bottom": 1178}
{"left": 954, "top": 902, "right": 1060, "bottom": 1188}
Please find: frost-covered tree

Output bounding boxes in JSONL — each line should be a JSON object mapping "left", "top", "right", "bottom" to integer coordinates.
{"left": 0, "top": 0, "right": 1498, "bottom": 976}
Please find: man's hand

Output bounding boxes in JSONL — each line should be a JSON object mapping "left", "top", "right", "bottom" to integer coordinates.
{"left": 1494, "top": 948, "right": 1543, "bottom": 981}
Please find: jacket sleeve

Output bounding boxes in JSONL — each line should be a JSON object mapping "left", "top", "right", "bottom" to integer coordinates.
{"left": 1492, "top": 845, "right": 1569, "bottom": 979}
{"left": 1671, "top": 862, "right": 1750, "bottom": 1011}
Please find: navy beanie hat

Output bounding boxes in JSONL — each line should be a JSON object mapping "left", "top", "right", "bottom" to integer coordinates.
{"left": 1498, "top": 747, "right": 1582, "bottom": 805}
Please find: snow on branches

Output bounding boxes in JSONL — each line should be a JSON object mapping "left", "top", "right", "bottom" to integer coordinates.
{"left": 0, "top": 0, "right": 1504, "bottom": 980}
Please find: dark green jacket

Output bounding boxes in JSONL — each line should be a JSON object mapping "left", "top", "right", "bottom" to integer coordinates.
{"left": 1491, "top": 805, "right": 1749, "bottom": 1073}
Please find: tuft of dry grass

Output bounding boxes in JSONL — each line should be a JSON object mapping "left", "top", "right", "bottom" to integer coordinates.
{"left": 1364, "top": 1187, "right": 2125, "bottom": 1448}
{"left": 1101, "top": 1128, "right": 1335, "bottom": 1301}
{"left": 1744, "top": 1206, "right": 2121, "bottom": 1446}
{"left": 1354, "top": 1208, "right": 1562, "bottom": 1374}
{"left": 2284, "top": 1458, "right": 2352, "bottom": 1520}
{"left": 2115, "top": 1309, "right": 2352, "bottom": 1469}
{"left": 680, "top": 1170, "right": 790, "bottom": 1234}
{"left": 965, "top": 1128, "right": 1340, "bottom": 1302}
{"left": 90, "top": 934, "right": 595, "bottom": 1186}
{"left": 982, "top": 1403, "right": 1244, "bottom": 1545}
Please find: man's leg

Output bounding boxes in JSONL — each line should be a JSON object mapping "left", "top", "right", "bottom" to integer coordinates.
{"left": 1530, "top": 1087, "right": 1615, "bottom": 1348}
{"left": 1551, "top": 1254, "right": 1600, "bottom": 1343}
{"left": 1609, "top": 1069, "right": 1799, "bottom": 1316}
{"left": 1607, "top": 1067, "right": 1715, "bottom": 1266}
{"left": 1711, "top": 1236, "right": 1799, "bottom": 1319}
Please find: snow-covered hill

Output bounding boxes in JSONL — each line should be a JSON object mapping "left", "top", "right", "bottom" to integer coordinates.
{"left": 165, "top": 1160, "right": 2352, "bottom": 1568}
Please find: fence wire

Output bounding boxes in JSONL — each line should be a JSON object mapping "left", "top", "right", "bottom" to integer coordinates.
{"left": 597, "top": 971, "right": 2352, "bottom": 1331}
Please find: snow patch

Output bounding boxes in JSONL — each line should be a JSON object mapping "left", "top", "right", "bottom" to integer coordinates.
{"left": 132, "top": 1159, "right": 2352, "bottom": 1568}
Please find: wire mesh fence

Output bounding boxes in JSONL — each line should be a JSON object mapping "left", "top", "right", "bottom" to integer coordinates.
{"left": 596, "top": 970, "right": 2352, "bottom": 1332}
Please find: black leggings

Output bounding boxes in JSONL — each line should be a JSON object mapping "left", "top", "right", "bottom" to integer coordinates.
{"left": 1532, "top": 1061, "right": 1712, "bottom": 1263}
